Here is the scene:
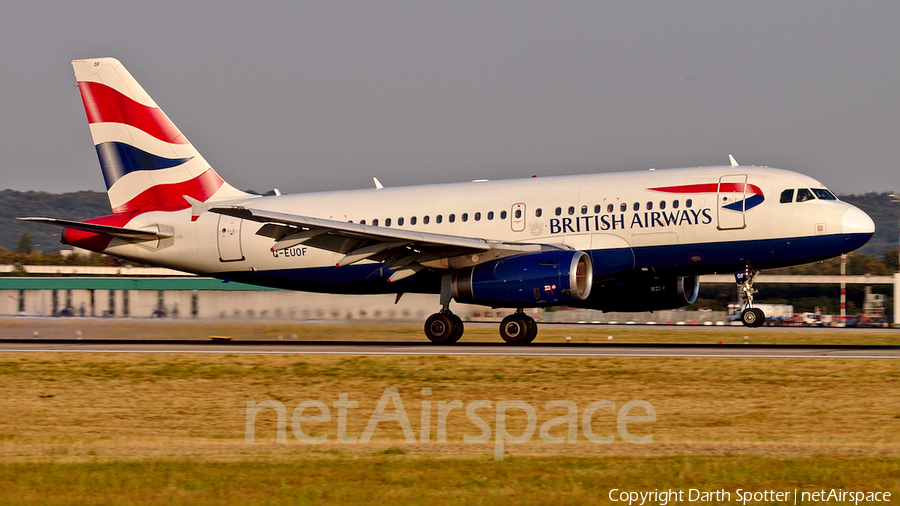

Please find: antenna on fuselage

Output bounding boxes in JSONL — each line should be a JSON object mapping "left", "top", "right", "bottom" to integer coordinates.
{"left": 729, "top": 154, "right": 739, "bottom": 167}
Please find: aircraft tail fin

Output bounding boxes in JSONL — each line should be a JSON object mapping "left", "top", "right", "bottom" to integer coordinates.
{"left": 72, "top": 58, "right": 250, "bottom": 214}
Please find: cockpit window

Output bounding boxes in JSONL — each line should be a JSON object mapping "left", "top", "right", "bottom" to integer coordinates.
{"left": 780, "top": 189, "right": 794, "bottom": 203}
{"left": 796, "top": 189, "right": 815, "bottom": 202}
{"left": 812, "top": 188, "right": 837, "bottom": 200}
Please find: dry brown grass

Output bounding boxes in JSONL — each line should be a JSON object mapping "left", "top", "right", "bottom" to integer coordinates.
{"left": 1, "top": 352, "right": 899, "bottom": 463}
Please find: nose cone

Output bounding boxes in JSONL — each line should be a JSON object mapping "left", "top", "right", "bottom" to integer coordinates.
{"left": 841, "top": 206, "right": 875, "bottom": 235}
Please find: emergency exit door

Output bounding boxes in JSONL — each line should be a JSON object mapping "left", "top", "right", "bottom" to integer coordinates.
{"left": 510, "top": 203, "right": 526, "bottom": 232}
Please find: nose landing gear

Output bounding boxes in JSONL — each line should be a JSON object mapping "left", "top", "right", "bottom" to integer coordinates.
{"left": 736, "top": 267, "right": 765, "bottom": 327}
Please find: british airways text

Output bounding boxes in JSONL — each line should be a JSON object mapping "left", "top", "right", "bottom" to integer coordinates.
{"left": 549, "top": 209, "right": 713, "bottom": 234}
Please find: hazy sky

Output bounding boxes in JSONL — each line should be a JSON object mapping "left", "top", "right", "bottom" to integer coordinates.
{"left": 2, "top": 1, "right": 898, "bottom": 196}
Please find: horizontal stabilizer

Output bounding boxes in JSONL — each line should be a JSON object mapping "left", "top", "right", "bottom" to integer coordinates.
{"left": 17, "top": 217, "right": 173, "bottom": 241}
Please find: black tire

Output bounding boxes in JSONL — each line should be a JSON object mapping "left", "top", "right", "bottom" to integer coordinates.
{"left": 522, "top": 315, "right": 538, "bottom": 343}
{"left": 500, "top": 314, "right": 531, "bottom": 345}
{"left": 424, "top": 313, "right": 456, "bottom": 344}
{"left": 447, "top": 314, "right": 464, "bottom": 343}
{"left": 751, "top": 308, "right": 766, "bottom": 327}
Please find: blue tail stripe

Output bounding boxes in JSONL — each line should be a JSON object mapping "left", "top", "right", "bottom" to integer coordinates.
{"left": 95, "top": 141, "right": 194, "bottom": 189}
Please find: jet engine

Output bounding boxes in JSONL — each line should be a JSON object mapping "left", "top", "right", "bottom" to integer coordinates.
{"left": 580, "top": 274, "right": 700, "bottom": 312}
{"left": 451, "top": 250, "right": 593, "bottom": 308}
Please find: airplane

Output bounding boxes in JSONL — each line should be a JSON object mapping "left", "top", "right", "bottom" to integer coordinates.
{"left": 21, "top": 58, "right": 875, "bottom": 344}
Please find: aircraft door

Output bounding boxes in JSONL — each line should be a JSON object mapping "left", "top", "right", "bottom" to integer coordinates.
{"left": 217, "top": 214, "right": 244, "bottom": 262}
{"left": 510, "top": 203, "right": 526, "bottom": 232}
{"left": 717, "top": 174, "right": 747, "bottom": 230}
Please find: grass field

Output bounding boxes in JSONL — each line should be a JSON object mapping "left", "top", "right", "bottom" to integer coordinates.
{"left": 1, "top": 320, "right": 899, "bottom": 503}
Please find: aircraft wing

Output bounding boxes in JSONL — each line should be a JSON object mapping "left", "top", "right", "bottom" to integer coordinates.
{"left": 17, "top": 217, "right": 173, "bottom": 241}
{"left": 210, "top": 206, "right": 546, "bottom": 281}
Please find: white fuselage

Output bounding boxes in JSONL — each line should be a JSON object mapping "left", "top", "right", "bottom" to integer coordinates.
{"left": 89, "top": 164, "right": 872, "bottom": 301}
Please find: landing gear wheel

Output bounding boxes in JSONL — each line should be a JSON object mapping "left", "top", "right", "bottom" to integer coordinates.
{"left": 523, "top": 315, "right": 538, "bottom": 343}
{"left": 425, "top": 313, "right": 458, "bottom": 344}
{"left": 447, "top": 314, "right": 464, "bottom": 344}
{"left": 750, "top": 308, "right": 765, "bottom": 327}
{"left": 740, "top": 308, "right": 765, "bottom": 328}
{"left": 500, "top": 313, "right": 538, "bottom": 345}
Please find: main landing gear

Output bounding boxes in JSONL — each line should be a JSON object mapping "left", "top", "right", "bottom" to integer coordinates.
{"left": 423, "top": 308, "right": 538, "bottom": 345}
{"left": 736, "top": 267, "right": 765, "bottom": 327}
{"left": 424, "top": 309, "right": 464, "bottom": 344}
{"left": 499, "top": 310, "right": 538, "bottom": 345}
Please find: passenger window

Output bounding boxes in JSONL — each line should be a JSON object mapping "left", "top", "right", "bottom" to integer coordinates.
{"left": 488, "top": 211, "right": 494, "bottom": 220}
{"left": 607, "top": 204, "right": 614, "bottom": 213}
{"left": 686, "top": 199, "right": 692, "bottom": 208}
{"left": 385, "top": 218, "right": 392, "bottom": 227}
{"left": 372, "top": 219, "right": 379, "bottom": 226}
{"left": 515, "top": 209, "right": 522, "bottom": 219}
{"left": 397, "top": 217, "right": 404, "bottom": 226}
{"left": 659, "top": 201, "right": 666, "bottom": 210}
{"left": 673, "top": 200, "right": 679, "bottom": 209}
{"left": 633, "top": 202, "right": 640, "bottom": 211}
{"left": 620, "top": 203, "right": 627, "bottom": 212}
{"left": 475, "top": 212, "right": 481, "bottom": 221}
{"left": 568, "top": 206, "right": 575, "bottom": 215}
{"left": 500, "top": 210, "right": 508, "bottom": 219}
{"left": 555, "top": 207, "right": 562, "bottom": 216}
{"left": 410, "top": 217, "right": 417, "bottom": 225}
{"left": 780, "top": 189, "right": 794, "bottom": 203}
{"left": 812, "top": 188, "right": 837, "bottom": 200}
{"left": 436, "top": 215, "right": 442, "bottom": 224}
{"left": 797, "top": 189, "right": 815, "bottom": 202}
{"left": 581, "top": 205, "right": 588, "bottom": 214}
{"left": 535, "top": 209, "right": 542, "bottom": 217}
{"left": 449, "top": 214, "right": 456, "bottom": 223}
{"left": 424, "top": 216, "right": 430, "bottom": 225}
{"left": 646, "top": 202, "right": 653, "bottom": 210}
{"left": 360, "top": 219, "right": 366, "bottom": 225}
{"left": 461, "top": 213, "right": 468, "bottom": 222}
{"left": 594, "top": 205, "right": 601, "bottom": 213}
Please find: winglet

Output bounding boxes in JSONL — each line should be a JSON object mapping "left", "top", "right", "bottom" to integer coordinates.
{"left": 728, "top": 154, "right": 739, "bottom": 167}
{"left": 373, "top": 177, "right": 384, "bottom": 190}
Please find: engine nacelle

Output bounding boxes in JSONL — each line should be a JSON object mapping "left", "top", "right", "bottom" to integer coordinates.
{"left": 452, "top": 250, "right": 593, "bottom": 308}
{"left": 578, "top": 274, "right": 699, "bottom": 312}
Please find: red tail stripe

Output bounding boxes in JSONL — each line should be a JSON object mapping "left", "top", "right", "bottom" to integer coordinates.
{"left": 111, "top": 168, "right": 224, "bottom": 214}
{"left": 78, "top": 81, "right": 189, "bottom": 145}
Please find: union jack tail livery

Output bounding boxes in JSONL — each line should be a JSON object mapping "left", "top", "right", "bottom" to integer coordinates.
{"left": 72, "top": 58, "right": 249, "bottom": 214}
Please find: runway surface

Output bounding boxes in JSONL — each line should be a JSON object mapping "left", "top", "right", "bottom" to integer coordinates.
{"left": 1, "top": 339, "right": 898, "bottom": 358}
